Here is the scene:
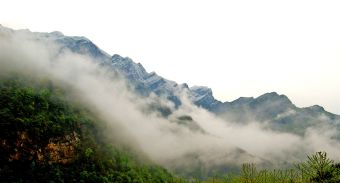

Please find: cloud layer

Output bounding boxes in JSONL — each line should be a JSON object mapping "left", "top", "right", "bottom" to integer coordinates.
{"left": 1, "top": 29, "right": 340, "bottom": 176}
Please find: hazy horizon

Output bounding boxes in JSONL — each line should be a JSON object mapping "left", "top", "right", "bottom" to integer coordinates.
{"left": 1, "top": 0, "right": 340, "bottom": 114}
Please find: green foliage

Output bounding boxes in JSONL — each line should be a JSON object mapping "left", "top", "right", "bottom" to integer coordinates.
{"left": 296, "top": 152, "right": 340, "bottom": 183}
{"left": 84, "top": 148, "right": 94, "bottom": 159}
{"left": 0, "top": 74, "right": 186, "bottom": 183}
{"left": 238, "top": 165, "right": 300, "bottom": 183}
{"left": 201, "top": 152, "right": 340, "bottom": 183}
{"left": 1, "top": 74, "right": 340, "bottom": 183}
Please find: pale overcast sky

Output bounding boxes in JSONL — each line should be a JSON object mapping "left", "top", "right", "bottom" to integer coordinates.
{"left": 1, "top": 0, "right": 340, "bottom": 114}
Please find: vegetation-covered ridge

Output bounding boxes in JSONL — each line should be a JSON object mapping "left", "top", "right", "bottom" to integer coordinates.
{"left": 0, "top": 74, "right": 185, "bottom": 183}
{"left": 1, "top": 74, "right": 340, "bottom": 183}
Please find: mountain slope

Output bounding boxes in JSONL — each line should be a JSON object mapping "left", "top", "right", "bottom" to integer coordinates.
{"left": 0, "top": 75, "right": 185, "bottom": 183}
{"left": 2, "top": 25, "right": 340, "bottom": 181}
{"left": 1, "top": 24, "right": 339, "bottom": 135}
{"left": 214, "top": 92, "right": 340, "bottom": 135}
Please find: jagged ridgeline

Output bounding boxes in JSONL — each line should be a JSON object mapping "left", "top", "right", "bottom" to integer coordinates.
{"left": 2, "top": 25, "right": 340, "bottom": 183}
{"left": 0, "top": 74, "right": 185, "bottom": 183}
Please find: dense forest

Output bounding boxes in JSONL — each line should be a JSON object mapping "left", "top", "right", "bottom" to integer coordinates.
{"left": 1, "top": 74, "right": 340, "bottom": 183}
{"left": 0, "top": 75, "right": 185, "bottom": 183}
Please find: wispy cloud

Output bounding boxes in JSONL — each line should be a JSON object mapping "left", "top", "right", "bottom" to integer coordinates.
{"left": 1, "top": 29, "right": 339, "bottom": 176}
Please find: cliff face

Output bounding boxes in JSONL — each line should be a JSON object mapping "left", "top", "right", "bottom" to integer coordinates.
{"left": 44, "top": 131, "right": 79, "bottom": 164}
{"left": 1, "top": 131, "right": 79, "bottom": 164}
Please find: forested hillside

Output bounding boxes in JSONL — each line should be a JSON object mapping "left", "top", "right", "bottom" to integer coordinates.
{"left": 2, "top": 75, "right": 340, "bottom": 183}
{"left": 0, "top": 74, "right": 185, "bottom": 183}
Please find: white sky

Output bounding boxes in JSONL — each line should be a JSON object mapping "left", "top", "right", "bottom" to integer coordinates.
{"left": 1, "top": 0, "right": 340, "bottom": 114}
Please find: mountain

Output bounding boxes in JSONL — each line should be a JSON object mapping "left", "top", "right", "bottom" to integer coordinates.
{"left": 1, "top": 25, "right": 339, "bottom": 136}
{"left": 213, "top": 92, "right": 340, "bottom": 135}
{"left": 0, "top": 75, "right": 185, "bottom": 183}
{"left": 3, "top": 25, "right": 340, "bottom": 182}
{"left": 213, "top": 92, "right": 295, "bottom": 122}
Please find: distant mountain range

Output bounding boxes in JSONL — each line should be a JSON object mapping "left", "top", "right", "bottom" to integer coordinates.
{"left": 1, "top": 25, "right": 339, "bottom": 135}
